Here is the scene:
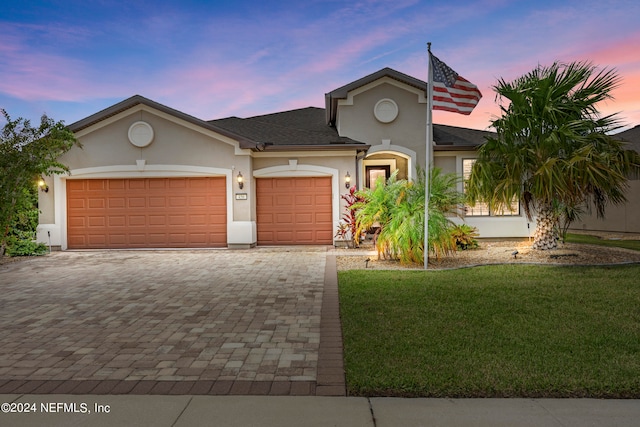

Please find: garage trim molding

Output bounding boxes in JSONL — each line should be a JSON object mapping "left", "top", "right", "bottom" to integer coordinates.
{"left": 40, "top": 164, "right": 238, "bottom": 250}
{"left": 253, "top": 164, "right": 340, "bottom": 242}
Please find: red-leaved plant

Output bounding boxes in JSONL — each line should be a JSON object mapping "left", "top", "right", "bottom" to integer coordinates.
{"left": 335, "top": 186, "right": 364, "bottom": 248}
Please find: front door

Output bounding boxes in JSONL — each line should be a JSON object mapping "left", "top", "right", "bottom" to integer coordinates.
{"left": 365, "top": 165, "right": 391, "bottom": 189}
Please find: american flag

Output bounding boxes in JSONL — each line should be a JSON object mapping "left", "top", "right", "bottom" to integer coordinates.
{"left": 429, "top": 52, "right": 482, "bottom": 115}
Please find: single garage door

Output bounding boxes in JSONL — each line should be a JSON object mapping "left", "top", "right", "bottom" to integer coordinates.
{"left": 67, "top": 177, "right": 226, "bottom": 249}
{"left": 256, "top": 177, "right": 332, "bottom": 245}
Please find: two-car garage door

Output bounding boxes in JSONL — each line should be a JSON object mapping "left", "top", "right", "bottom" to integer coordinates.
{"left": 67, "top": 177, "right": 227, "bottom": 249}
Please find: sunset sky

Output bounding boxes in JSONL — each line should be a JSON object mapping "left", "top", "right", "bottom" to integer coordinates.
{"left": 2, "top": 0, "right": 639, "bottom": 132}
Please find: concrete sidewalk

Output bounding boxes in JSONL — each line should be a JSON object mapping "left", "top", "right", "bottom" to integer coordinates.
{"left": 2, "top": 395, "right": 639, "bottom": 426}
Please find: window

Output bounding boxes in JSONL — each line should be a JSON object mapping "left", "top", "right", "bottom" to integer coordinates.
{"left": 462, "top": 159, "right": 519, "bottom": 216}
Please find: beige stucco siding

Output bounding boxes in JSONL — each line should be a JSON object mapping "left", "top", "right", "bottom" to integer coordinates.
{"left": 434, "top": 155, "right": 456, "bottom": 175}
{"left": 337, "top": 82, "right": 428, "bottom": 168}
{"left": 38, "top": 107, "right": 254, "bottom": 248}
{"left": 59, "top": 111, "right": 240, "bottom": 170}
{"left": 570, "top": 180, "right": 640, "bottom": 233}
{"left": 252, "top": 152, "right": 358, "bottom": 227}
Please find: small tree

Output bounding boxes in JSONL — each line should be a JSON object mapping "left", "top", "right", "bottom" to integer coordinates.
{"left": 1, "top": 110, "right": 78, "bottom": 255}
{"left": 354, "top": 168, "right": 465, "bottom": 264}
{"left": 467, "top": 61, "right": 640, "bottom": 250}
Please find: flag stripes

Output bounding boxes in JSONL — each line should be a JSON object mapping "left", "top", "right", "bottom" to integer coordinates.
{"left": 429, "top": 52, "right": 482, "bottom": 115}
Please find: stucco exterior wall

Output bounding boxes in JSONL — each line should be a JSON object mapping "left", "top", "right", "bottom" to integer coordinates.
{"left": 337, "top": 81, "right": 428, "bottom": 169}
{"left": 570, "top": 180, "right": 640, "bottom": 233}
{"left": 252, "top": 152, "right": 359, "bottom": 236}
{"left": 37, "top": 106, "right": 254, "bottom": 249}
{"left": 59, "top": 109, "right": 241, "bottom": 171}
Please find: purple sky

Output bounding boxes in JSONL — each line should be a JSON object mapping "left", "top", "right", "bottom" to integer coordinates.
{"left": 2, "top": 0, "right": 639, "bottom": 131}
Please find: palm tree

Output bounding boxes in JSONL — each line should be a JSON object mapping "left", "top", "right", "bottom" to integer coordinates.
{"left": 466, "top": 61, "right": 640, "bottom": 250}
{"left": 355, "top": 168, "right": 464, "bottom": 264}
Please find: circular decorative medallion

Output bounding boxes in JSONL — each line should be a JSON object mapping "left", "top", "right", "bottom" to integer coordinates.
{"left": 128, "top": 121, "right": 154, "bottom": 147}
{"left": 373, "top": 98, "right": 399, "bottom": 123}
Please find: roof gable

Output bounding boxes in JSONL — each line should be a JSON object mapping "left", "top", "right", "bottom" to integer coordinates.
{"left": 67, "top": 95, "right": 256, "bottom": 149}
{"left": 325, "top": 67, "right": 427, "bottom": 125}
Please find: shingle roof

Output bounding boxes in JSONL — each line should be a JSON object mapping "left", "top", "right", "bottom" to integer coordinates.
{"left": 210, "top": 107, "right": 369, "bottom": 151}
{"left": 66, "top": 93, "right": 491, "bottom": 152}
{"left": 433, "top": 124, "right": 493, "bottom": 150}
{"left": 614, "top": 125, "right": 640, "bottom": 153}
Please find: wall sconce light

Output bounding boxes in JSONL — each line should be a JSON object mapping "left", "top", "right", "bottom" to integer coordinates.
{"left": 345, "top": 171, "right": 351, "bottom": 189}
{"left": 237, "top": 172, "right": 244, "bottom": 190}
{"left": 38, "top": 178, "right": 49, "bottom": 193}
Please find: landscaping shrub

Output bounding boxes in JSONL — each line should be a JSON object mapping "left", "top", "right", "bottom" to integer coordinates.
{"left": 450, "top": 224, "right": 479, "bottom": 250}
{"left": 352, "top": 168, "right": 465, "bottom": 264}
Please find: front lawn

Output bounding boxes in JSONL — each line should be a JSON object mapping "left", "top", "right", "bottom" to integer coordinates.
{"left": 565, "top": 233, "right": 640, "bottom": 251}
{"left": 339, "top": 265, "right": 640, "bottom": 397}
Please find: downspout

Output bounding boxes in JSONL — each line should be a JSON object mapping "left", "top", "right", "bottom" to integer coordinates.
{"left": 356, "top": 149, "right": 367, "bottom": 190}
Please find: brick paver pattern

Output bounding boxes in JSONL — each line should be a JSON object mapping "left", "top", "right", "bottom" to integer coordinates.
{"left": 0, "top": 248, "right": 325, "bottom": 386}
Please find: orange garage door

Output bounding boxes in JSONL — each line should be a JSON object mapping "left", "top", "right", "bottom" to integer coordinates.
{"left": 256, "top": 177, "right": 332, "bottom": 245}
{"left": 67, "top": 177, "right": 226, "bottom": 249}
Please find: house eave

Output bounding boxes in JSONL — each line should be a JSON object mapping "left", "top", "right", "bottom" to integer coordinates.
{"left": 256, "top": 143, "right": 370, "bottom": 152}
{"left": 433, "top": 144, "right": 480, "bottom": 152}
{"left": 67, "top": 95, "right": 256, "bottom": 147}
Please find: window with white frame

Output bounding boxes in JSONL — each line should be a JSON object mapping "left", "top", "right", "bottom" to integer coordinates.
{"left": 462, "top": 158, "right": 520, "bottom": 216}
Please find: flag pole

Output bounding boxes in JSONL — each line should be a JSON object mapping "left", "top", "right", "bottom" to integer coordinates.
{"left": 424, "top": 42, "right": 434, "bottom": 270}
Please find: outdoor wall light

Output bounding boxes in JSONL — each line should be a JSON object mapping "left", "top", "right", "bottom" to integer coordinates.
{"left": 237, "top": 172, "right": 244, "bottom": 190}
{"left": 38, "top": 178, "right": 49, "bottom": 193}
{"left": 345, "top": 171, "right": 351, "bottom": 189}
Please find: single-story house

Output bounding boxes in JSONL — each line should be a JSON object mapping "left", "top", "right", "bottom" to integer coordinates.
{"left": 37, "top": 67, "right": 537, "bottom": 250}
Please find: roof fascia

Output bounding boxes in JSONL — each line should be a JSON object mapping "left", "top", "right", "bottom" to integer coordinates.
{"left": 337, "top": 76, "right": 427, "bottom": 107}
{"left": 70, "top": 97, "right": 254, "bottom": 155}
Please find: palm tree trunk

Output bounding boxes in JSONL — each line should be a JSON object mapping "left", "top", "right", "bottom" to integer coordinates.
{"left": 532, "top": 203, "right": 559, "bottom": 250}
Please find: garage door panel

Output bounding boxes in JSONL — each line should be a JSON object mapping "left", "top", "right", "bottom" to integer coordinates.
{"left": 169, "top": 215, "right": 187, "bottom": 226}
{"left": 88, "top": 235, "right": 107, "bottom": 246}
{"left": 295, "top": 213, "right": 313, "bottom": 224}
{"left": 168, "top": 179, "right": 187, "bottom": 189}
{"left": 149, "top": 197, "right": 165, "bottom": 207}
{"left": 129, "top": 215, "right": 146, "bottom": 226}
{"left": 87, "top": 216, "right": 106, "bottom": 227}
{"left": 316, "top": 194, "right": 332, "bottom": 205}
{"left": 148, "top": 215, "right": 165, "bottom": 226}
{"left": 295, "top": 195, "right": 313, "bottom": 206}
{"left": 189, "top": 214, "right": 207, "bottom": 225}
{"left": 169, "top": 233, "right": 187, "bottom": 244}
{"left": 169, "top": 197, "right": 186, "bottom": 207}
{"left": 109, "top": 216, "right": 126, "bottom": 227}
{"left": 149, "top": 180, "right": 167, "bottom": 190}
{"left": 68, "top": 199, "right": 86, "bottom": 209}
{"left": 109, "top": 198, "right": 126, "bottom": 208}
{"left": 257, "top": 177, "right": 332, "bottom": 245}
{"left": 128, "top": 197, "right": 146, "bottom": 208}
{"left": 295, "top": 231, "right": 313, "bottom": 241}
{"left": 127, "top": 180, "right": 146, "bottom": 190}
{"left": 276, "top": 213, "right": 293, "bottom": 223}
{"left": 189, "top": 196, "right": 207, "bottom": 207}
{"left": 316, "top": 230, "right": 333, "bottom": 241}
{"left": 67, "top": 177, "right": 226, "bottom": 249}
{"left": 88, "top": 198, "right": 105, "bottom": 209}
{"left": 108, "top": 234, "right": 127, "bottom": 245}
{"left": 68, "top": 217, "right": 86, "bottom": 227}
{"left": 88, "top": 180, "right": 108, "bottom": 191}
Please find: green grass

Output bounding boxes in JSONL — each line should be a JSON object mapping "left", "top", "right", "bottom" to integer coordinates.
{"left": 339, "top": 265, "right": 640, "bottom": 398}
{"left": 565, "top": 233, "right": 640, "bottom": 251}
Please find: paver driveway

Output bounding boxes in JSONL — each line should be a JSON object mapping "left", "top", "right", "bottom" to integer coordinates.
{"left": 0, "top": 248, "right": 343, "bottom": 395}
